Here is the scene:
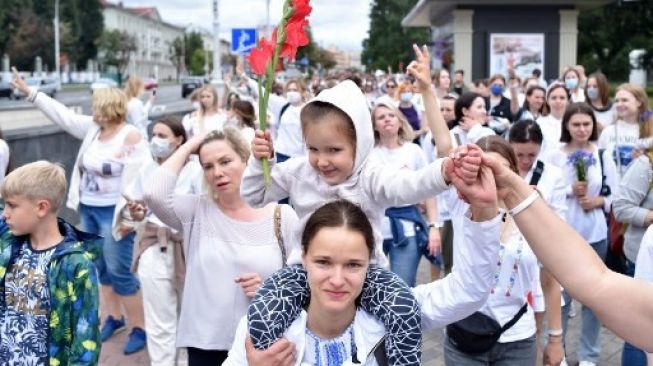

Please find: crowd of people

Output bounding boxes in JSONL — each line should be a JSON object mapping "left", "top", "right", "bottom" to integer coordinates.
{"left": 0, "top": 41, "right": 652, "bottom": 366}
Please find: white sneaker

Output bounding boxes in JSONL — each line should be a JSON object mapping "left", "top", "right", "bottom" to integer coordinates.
{"left": 578, "top": 361, "right": 597, "bottom": 366}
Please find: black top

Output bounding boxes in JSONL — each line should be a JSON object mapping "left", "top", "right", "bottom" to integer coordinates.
{"left": 486, "top": 96, "right": 514, "bottom": 122}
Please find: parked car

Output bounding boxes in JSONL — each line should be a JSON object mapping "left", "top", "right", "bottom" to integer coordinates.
{"left": 90, "top": 78, "right": 118, "bottom": 93}
{"left": 14, "top": 77, "right": 58, "bottom": 98}
{"left": 144, "top": 78, "right": 158, "bottom": 90}
{"left": 0, "top": 79, "right": 13, "bottom": 99}
{"left": 181, "top": 76, "right": 205, "bottom": 98}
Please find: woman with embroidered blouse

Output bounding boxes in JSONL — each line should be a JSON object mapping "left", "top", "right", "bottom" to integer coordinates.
{"left": 442, "top": 136, "right": 563, "bottom": 366}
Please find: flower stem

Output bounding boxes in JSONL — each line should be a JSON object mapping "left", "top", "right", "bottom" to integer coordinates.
{"left": 258, "top": 0, "right": 292, "bottom": 185}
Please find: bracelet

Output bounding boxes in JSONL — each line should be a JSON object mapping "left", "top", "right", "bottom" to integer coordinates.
{"left": 509, "top": 191, "right": 540, "bottom": 217}
{"left": 548, "top": 329, "right": 563, "bottom": 337}
{"left": 428, "top": 222, "right": 438, "bottom": 229}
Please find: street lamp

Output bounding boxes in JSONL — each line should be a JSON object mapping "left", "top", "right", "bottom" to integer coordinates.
{"left": 54, "top": 0, "right": 61, "bottom": 89}
{"left": 212, "top": 0, "right": 222, "bottom": 81}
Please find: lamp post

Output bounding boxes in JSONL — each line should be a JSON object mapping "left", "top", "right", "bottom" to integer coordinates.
{"left": 211, "top": 0, "right": 222, "bottom": 81}
{"left": 54, "top": 0, "right": 61, "bottom": 89}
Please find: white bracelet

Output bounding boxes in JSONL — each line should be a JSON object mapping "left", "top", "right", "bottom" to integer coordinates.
{"left": 509, "top": 191, "right": 540, "bottom": 217}
{"left": 548, "top": 328, "right": 563, "bottom": 336}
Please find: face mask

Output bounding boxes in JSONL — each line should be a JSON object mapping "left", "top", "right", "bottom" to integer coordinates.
{"left": 565, "top": 78, "right": 579, "bottom": 90}
{"left": 490, "top": 84, "right": 503, "bottom": 96}
{"left": 400, "top": 92, "right": 413, "bottom": 102}
{"left": 238, "top": 86, "right": 250, "bottom": 95}
{"left": 150, "top": 137, "right": 173, "bottom": 159}
{"left": 192, "top": 101, "right": 201, "bottom": 110}
{"left": 586, "top": 87, "right": 599, "bottom": 101}
{"left": 286, "top": 91, "right": 302, "bottom": 104}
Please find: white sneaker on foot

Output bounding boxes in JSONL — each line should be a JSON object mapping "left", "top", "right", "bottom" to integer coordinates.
{"left": 579, "top": 361, "right": 597, "bottom": 366}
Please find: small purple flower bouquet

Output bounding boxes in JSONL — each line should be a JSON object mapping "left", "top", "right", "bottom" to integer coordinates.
{"left": 567, "top": 150, "right": 596, "bottom": 182}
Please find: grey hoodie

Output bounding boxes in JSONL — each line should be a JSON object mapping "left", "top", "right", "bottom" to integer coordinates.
{"left": 241, "top": 80, "right": 449, "bottom": 265}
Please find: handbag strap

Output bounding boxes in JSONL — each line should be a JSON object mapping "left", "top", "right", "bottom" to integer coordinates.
{"left": 274, "top": 205, "right": 287, "bottom": 267}
{"left": 500, "top": 303, "right": 529, "bottom": 333}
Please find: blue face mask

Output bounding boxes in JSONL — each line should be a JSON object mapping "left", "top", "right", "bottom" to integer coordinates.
{"left": 565, "top": 78, "right": 579, "bottom": 90}
{"left": 586, "top": 87, "right": 599, "bottom": 101}
{"left": 490, "top": 84, "right": 503, "bottom": 96}
{"left": 400, "top": 92, "right": 413, "bottom": 102}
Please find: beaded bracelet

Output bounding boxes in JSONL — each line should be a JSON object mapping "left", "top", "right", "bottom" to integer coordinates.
{"left": 509, "top": 191, "right": 540, "bottom": 217}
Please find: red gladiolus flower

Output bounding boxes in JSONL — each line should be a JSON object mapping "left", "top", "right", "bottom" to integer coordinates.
{"left": 247, "top": 37, "right": 274, "bottom": 75}
{"left": 282, "top": 19, "right": 309, "bottom": 61}
{"left": 290, "top": 0, "right": 312, "bottom": 23}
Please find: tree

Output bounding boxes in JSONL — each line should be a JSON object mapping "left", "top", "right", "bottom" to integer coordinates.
{"left": 96, "top": 30, "right": 137, "bottom": 85}
{"left": 294, "top": 27, "right": 336, "bottom": 71}
{"left": 578, "top": 1, "right": 653, "bottom": 82}
{"left": 61, "top": 0, "right": 104, "bottom": 69}
{"left": 189, "top": 48, "right": 209, "bottom": 76}
{"left": 184, "top": 32, "right": 205, "bottom": 74}
{"left": 6, "top": 9, "right": 54, "bottom": 71}
{"left": 169, "top": 36, "right": 185, "bottom": 81}
{"left": 361, "top": 0, "right": 430, "bottom": 72}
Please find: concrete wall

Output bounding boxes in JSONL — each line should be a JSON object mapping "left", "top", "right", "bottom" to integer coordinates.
{"left": 467, "top": 5, "right": 569, "bottom": 82}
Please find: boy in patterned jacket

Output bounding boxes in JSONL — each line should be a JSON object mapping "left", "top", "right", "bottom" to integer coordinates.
{"left": 0, "top": 161, "right": 101, "bottom": 365}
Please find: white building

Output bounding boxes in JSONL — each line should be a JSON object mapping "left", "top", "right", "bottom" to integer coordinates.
{"left": 102, "top": 1, "right": 185, "bottom": 80}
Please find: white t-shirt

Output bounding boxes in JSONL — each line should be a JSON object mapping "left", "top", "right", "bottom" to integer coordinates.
{"left": 635, "top": 226, "right": 653, "bottom": 281}
{"left": 368, "top": 143, "right": 428, "bottom": 239}
{"left": 128, "top": 160, "right": 202, "bottom": 228}
{"left": 274, "top": 104, "right": 305, "bottom": 158}
{"left": 448, "top": 197, "right": 540, "bottom": 343}
{"left": 536, "top": 115, "right": 563, "bottom": 162}
{"left": 0, "top": 139, "right": 10, "bottom": 187}
{"left": 549, "top": 147, "right": 617, "bottom": 243}
{"left": 185, "top": 112, "right": 227, "bottom": 138}
{"left": 523, "top": 160, "right": 567, "bottom": 219}
{"left": 592, "top": 104, "right": 616, "bottom": 128}
{"left": 598, "top": 120, "right": 641, "bottom": 175}
{"left": 80, "top": 124, "right": 137, "bottom": 206}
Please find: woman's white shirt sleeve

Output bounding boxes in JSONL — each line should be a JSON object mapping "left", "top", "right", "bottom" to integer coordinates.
{"left": 413, "top": 210, "right": 501, "bottom": 331}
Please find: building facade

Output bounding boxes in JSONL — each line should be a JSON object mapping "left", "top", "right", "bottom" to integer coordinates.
{"left": 103, "top": 2, "right": 185, "bottom": 80}
{"left": 402, "top": 0, "right": 612, "bottom": 83}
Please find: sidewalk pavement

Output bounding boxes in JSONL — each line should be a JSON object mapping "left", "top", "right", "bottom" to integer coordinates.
{"left": 99, "top": 258, "right": 625, "bottom": 366}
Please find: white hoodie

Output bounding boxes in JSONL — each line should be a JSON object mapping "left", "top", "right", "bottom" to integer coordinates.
{"left": 241, "top": 80, "right": 449, "bottom": 266}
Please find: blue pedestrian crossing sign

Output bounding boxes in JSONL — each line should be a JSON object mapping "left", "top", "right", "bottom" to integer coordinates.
{"left": 231, "top": 28, "right": 257, "bottom": 55}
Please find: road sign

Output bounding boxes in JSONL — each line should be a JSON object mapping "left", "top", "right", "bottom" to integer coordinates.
{"left": 231, "top": 28, "right": 257, "bottom": 55}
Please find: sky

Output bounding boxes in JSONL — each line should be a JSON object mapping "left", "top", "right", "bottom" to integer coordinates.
{"left": 117, "top": 0, "right": 373, "bottom": 52}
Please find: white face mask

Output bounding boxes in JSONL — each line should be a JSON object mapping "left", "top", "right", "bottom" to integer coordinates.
{"left": 286, "top": 91, "right": 302, "bottom": 104}
{"left": 150, "top": 137, "right": 173, "bottom": 159}
{"left": 192, "top": 101, "right": 201, "bottom": 111}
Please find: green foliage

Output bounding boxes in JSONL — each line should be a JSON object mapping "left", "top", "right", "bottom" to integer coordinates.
{"left": 295, "top": 26, "right": 336, "bottom": 70}
{"left": 0, "top": 0, "right": 102, "bottom": 71}
{"left": 168, "top": 36, "right": 184, "bottom": 81}
{"left": 184, "top": 32, "right": 205, "bottom": 74}
{"left": 189, "top": 47, "right": 210, "bottom": 76}
{"left": 578, "top": 1, "right": 653, "bottom": 82}
{"left": 361, "top": 0, "right": 430, "bottom": 72}
{"left": 6, "top": 8, "right": 54, "bottom": 70}
{"left": 96, "top": 29, "right": 137, "bottom": 85}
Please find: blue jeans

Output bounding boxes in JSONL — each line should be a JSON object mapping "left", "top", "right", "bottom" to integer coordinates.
{"left": 79, "top": 203, "right": 140, "bottom": 296}
{"left": 621, "top": 259, "right": 647, "bottom": 366}
{"left": 444, "top": 334, "right": 537, "bottom": 365}
{"left": 577, "top": 239, "right": 607, "bottom": 363}
{"left": 383, "top": 236, "right": 421, "bottom": 287}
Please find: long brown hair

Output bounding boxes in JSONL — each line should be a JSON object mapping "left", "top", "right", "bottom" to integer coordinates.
{"left": 476, "top": 135, "right": 519, "bottom": 174}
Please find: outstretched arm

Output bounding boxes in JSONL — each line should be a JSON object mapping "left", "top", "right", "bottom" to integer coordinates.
{"left": 484, "top": 153, "right": 653, "bottom": 352}
{"left": 407, "top": 45, "right": 452, "bottom": 158}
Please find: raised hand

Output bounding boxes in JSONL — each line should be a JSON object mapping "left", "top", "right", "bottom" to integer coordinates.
{"left": 406, "top": 44, "right": 432, "bottom": 93}
{"left": 251, "top": 129, "right": 274, "bottom": 159}
{"left": 9, "top": 67, "right": 30, "bottom": 96}
{"left": 449, "top": 144, "right": 482, "bottom": 185}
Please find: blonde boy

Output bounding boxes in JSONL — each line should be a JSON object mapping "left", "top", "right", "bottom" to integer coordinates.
{"left": 0, "top": 161, "right": 101, "bottom": 365}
